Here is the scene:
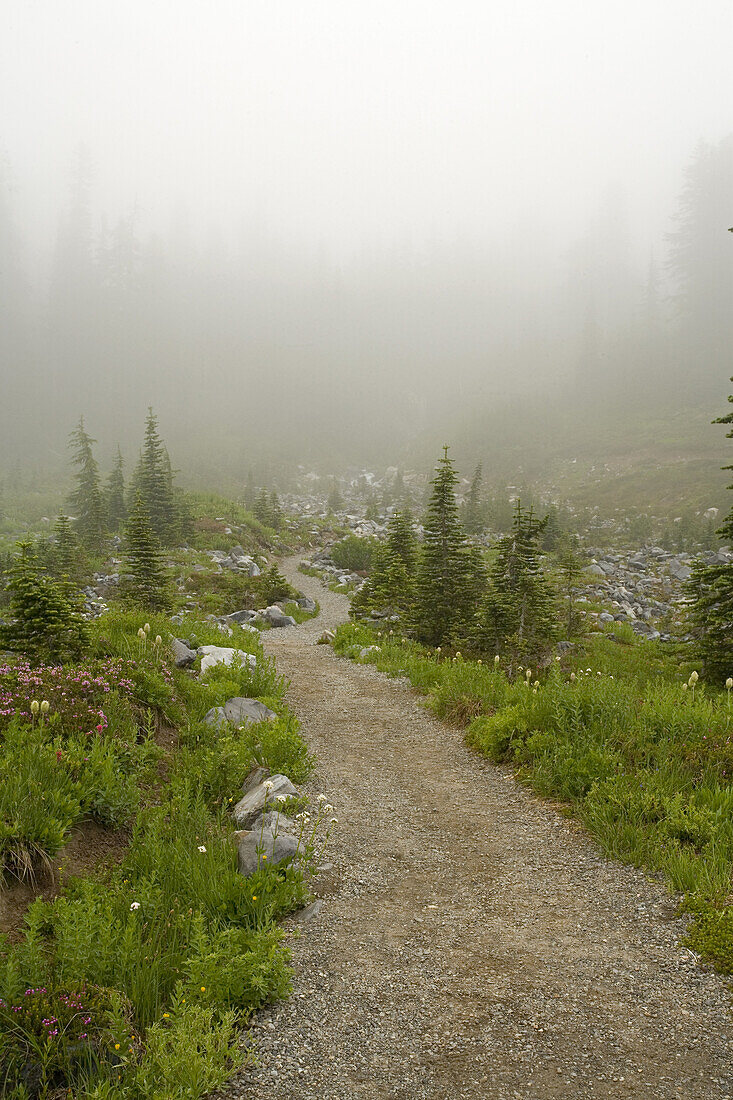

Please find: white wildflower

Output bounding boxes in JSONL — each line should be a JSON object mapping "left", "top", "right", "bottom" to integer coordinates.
{"left": 198, "top": 845, "right": 207, "bottom": 853}
{"left": 130, "top": 902, "right": 141, "bottom": 910}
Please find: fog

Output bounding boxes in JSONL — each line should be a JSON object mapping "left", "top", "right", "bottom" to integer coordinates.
{"left": 1, "top": 1, "right": 732, "bottom": 484}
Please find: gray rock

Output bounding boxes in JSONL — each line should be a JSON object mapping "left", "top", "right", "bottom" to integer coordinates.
{"left": 203, "top": 706, "right": 228, "bottom": 728}
{"left": 233, "top": 773, "right": 299, "bottom": 828}
{"left": 223, "top": 697, "right": 277, "bottom": 727}
{"left": 234, "top": 825, "right": 303, "bottom": 876}
{"left": 587, "top": 564, "right": 606, "bottom": 576}
{"left": 359, "top": 645, "right": 381, "bottom": 657}
{"left": 242, "top": 765, "right": 270, "bottom": 794}
{"left": 669, "top": 560, "right": 692, "bottom": 582}
{"left": 226, "top": 609, "right": 257, "bottom": 624}
{"left": 598, "top": 613, "right": 615, "bottom": 624}
{"left": 198, "top": 645, "right": 258, "bottom": 674}
{"left": 317, "top": 630, "right": 336, "bottom": 645}
{"left": 296, "top": 594, "right": 317, "bottom": 612}
{"left": 263, "top": 605, "right": 297, "bottom": 628}
{"left": 171, "top": 637, "right": 197, "bottom": 668}
{"left": 249, "top": 809, "right": 298, "bottom": 835}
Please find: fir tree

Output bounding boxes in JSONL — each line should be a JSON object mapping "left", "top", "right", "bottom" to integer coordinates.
{"left": 470, "top": 500, "right": 557, "bottom": 664}
{"left": 414, "top": 447, "right": 482, "bottom": 646}
{"left": 51, "top": 513, "right": 83, "bottom": 582}
{"left": 556, "top": 534, "right": 584, "bottom": 639}
{"left": 68, "top": 417, "right": 106, "bottom": 551}
{"left": 130, "top": 408, "right": 178, "bottom": 546}
{"left": 463, "top": 463, "right": 485, "bottom": 534}
{"left": 106, "top": 447, "right": 127, "bottom": 531}
{"left": 351, "top": 509, "right": 418, "bottom": 622}
{"left": 122, "top": 493, "right": 169, "bottom": 611}
{"left": 327, "top": 479, "right": 343, "bottom": 513}
{"left": 0, "top": 541, "right": 88, "bottom": 661}
{"left": 254, "top": 488, "right": 273, "bottom": 527}
{"left": 244, "top": 470, "right": 257, "bottom": 512}
{"left": 270, "top": 492, "right": 284, "bottom": 529}
{"left": 687, "top": 378, "right": 733, "bottom": 680}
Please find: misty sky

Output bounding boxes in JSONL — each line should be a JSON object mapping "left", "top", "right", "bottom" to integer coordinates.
{"left": 3, "top": 1, "right": 731, "bottom": 264}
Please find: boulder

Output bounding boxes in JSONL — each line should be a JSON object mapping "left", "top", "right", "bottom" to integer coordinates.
{"left": 203, "top": 706, "right": 228, "bottom": 728}
{"left": 223, "top": 697, "right": 277, "bottom": 726}
{"left": 198, "top": 646, "right": 258, "bottom": 675}
{"left": 171, "top": 638, "right": 197, "bottom": 668}
{"left": 296, "top": 594, "right": 317, "bottom": 613}
{"left": 233, "top": 773, "right": 299, "bottom": 828}
{"left": 669, "top": 560, "right": 692, "bottom": 582}
{"left": 224, "top": 609, "right": 255, "bottom": 624}
{"left": 263, "top": 605, "right": 297, "bottom": 628}
{"left": 234, "top": 825, "right": 303, "bottom": 875}
{"left": 586, "top": 564, "right": 605, "bottom": 576}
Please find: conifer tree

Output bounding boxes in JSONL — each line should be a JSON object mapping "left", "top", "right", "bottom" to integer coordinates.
{"left": 327, "top": 479, "right": 343, "bottom": 513}
{"left": 470, "top": 500, "right": 556, "bottom": 663}
{"left": 463, "top": 463, "right": 485, "bottom": 534}
{"left": 122, "top": 493, "right": 169, "bottom": 611}
{"left": 244, "top": 470, "right": 257, "bottom": 512}
{"left": 687, "top": 378, "right": 733, "bottom": 680}
{"left": 130, "top": 409, "right": 178, "bottom": 546}
{"left": 270, "top": 491, "right": 284, "bottom": 529}
{"left": 351, "top": 509, "right": 418, "bottom": 621}
{"left": 414, "top": 447, "right": 481, "bottom": 646}
{"left": 254, "top": 488, "right": 273, "bottom": 527}
{"left": 106, "top": 447, "right": 127, "bottom": 531}
{"left": 51, "top": 513, "right": 82, "bottom": 582}
{"left": 0, "top": 541, "right": 88, "bottom": 661}
{"left": 556, "top": 534, "right": 584, "bottom": 639}
{"left": 68, "top": 417, "right": 106, "bottom": 551}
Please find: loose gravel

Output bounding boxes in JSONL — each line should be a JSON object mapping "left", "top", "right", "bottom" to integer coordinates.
{"left": 217, "top": 558, "right": 732, "bottom": 1100}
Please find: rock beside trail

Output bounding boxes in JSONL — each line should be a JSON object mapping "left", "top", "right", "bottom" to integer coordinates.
{"left": 262, "top": 605, "right": 297, "bottom": 628}
{"left": 198, "top": 645, "right": 258, "bottom": 674}
{"left": 224, "top": 697, "right": 277, "bottom": 726}
{"left": 234, "top": 824, "right": 303, "bottom": 875}
{"left": 233, "top": 773, "right": 299, "bottom": 828}
{"left": 203, "top": 697, "right": 277, "bottom": 730}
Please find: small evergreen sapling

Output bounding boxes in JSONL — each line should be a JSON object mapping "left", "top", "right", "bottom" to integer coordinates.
{"left": 687, "top": 378, "right": 733, "bottom": 681}
{"left": 106, "top": 446, "right": 127, "bottom": 531}
{"left": 414, "top": 447, "right": 482, "bottom": 646}
{"left": 68, "top": 417, "right": 106, "bottom": 551}
{"left": 471, "top": 499, "right": 557, "bottom": 664}
{"left": 0, "top": 541, "right": 88, "bottom": 661}
{"left": 122, "top": 493, "right": 170, "bottom": 611}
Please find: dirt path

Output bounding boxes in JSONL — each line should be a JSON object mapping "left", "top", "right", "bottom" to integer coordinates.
{"left": 221, "top": 557, "right": 731, "bottom": 1100}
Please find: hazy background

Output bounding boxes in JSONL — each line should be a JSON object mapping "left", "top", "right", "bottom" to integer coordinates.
{"left": 1, "top": 1, "right": 732, "bottom": 503}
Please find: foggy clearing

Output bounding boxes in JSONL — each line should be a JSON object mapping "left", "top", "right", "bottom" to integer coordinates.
{"left": 0, "top": 4, "right": 731, "bottom": 1099}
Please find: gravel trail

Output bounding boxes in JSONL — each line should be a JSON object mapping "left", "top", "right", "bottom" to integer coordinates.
{"left": 220, "top": 557, "right": 731, "bottom": 1100}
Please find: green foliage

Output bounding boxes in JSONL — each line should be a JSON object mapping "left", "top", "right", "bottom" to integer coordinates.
{"left": 470, "top": 499, "right": 556, "bottom": 664}
{"left": 463, "top": 463, "right": 485, "bottom": 534}
{"left": 128, "top": 409, "right": 180, "bottom": 547}
{"left": 686, "top": 378, "right": 733, "bottom": 682}
{"left": 105, "top": 448, "right": 127, "bottom": 533}
{"left": 331, "top": 535, "right": 377, "bottom": 573}
{"left": 0, "top": 542, "right": 89, "bottom": 662}
{"left": 0, "top": 591, "right": 318, "bottom": 1097}
{"left": 68, "top": 418, "right": 106, "bottom": 552}
{"left": 50, "top": 513, "right": 83, "bottom": 584}
{"left": 414, "top": 447, "right": 482, "bottom": 646}
{"left": 121, "top": 495, "right": 170, "bottom": 613}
